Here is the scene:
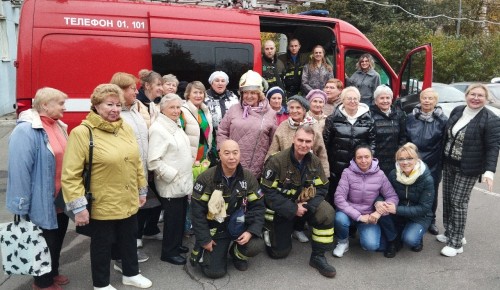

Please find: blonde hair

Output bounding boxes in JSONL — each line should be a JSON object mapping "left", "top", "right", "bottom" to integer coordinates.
{"left": 90, "top": 84, "right": 124, "bottom": 111}
{"left": 32, "top": 87, "right": 68, "bottom": 112}
{"left": 110, "top": 72, "right": 138, "bottom": 90}
{"left": 138, "top": 69, "right": 161, "bottom": 87}
{"left": 465, "top": 83, "right": 490, "bottom": 101}
{"left": 162, "top": 74, "right": 179, "bottom": 86}
{"left": 340, "top": 86, "right": 361, "bottom": 102}
{"left": 355, "top": 53, "right": 375, "bottom": 71}
{"left": 420, "top": 88, "right": 439, "bottom": 102}
{"left": 395, "top": 142, "right": 420, "bottom": 161}
{"left": 325, "top": 78, "right": 344, "bottom": 90}
{"left": 184, "top": 81, "right": 206, "bottom": 100}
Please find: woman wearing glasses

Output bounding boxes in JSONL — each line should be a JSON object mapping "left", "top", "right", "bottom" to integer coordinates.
{"left": 406, "top": 88, "right": 447, "bottom": 236}
{"left": 438, "top": 84, "right": 500, "bottom": 257}
{"left": 383, "top": 143, "right": 435, "bottom": 253}
{"left": 345, "top": 54, "right": 381, "bottom": 105}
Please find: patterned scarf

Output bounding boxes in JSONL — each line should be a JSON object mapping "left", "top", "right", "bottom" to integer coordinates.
{"left": 287, "top": 112, "right": 317, "bottom": 129}
{"left": 242, "top": 101, "right": 264, "bottom": 119}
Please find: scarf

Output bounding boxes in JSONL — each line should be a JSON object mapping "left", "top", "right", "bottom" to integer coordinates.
{"left": 287, "top": 112, "right": 316, "bottom": 129}
{"left": 242, "top": 101, "right": 264, "bottom": 119}
{"left": 395, "top": 160, "right": 425, "bottom": 185}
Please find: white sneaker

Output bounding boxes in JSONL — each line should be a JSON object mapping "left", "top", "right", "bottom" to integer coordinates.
{"left": 436, "top": 235, "right": 467, "bottom": 245}
{"left": 137, "top": 239, "right": 143, "bottom": 248}
{"left": 142, "top": 233, "right": 163, "bottom": 240}
{"left": 441, "top": 246, "right": 464, "bottom": 257}
{"left": 122, "top": 274, "right": 152, "bottom": 289}
{"left": 94, "top": 285, "right": 117, "bottom": 290}
{"left": 332, "top": 242, "right": 349, "bottom": 258}
{"left": 292, "top": 231, "right": 309, "bottom": 243}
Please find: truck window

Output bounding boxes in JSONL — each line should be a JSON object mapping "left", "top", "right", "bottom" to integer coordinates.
{"left": 151, "top": 39, "right": 253, "bottom": 92}
{"left": 345, "top": 50, "right": 391, "bottom": 86}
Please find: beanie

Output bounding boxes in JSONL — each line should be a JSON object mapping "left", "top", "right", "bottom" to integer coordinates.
{"left": 305, "top": 89, "right": 327, "bottom": 104}
{"left": 266, "top": 86, "right": 285, "bottom": 100}
{"left": 208, "top": 71, "right": 229, "bottom": 85}
{"left": 287, "top": 95, "right": 310, "bottom": 111}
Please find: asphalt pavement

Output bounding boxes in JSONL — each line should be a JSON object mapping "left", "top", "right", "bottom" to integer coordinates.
{"left": 0, "top": 113, "right": 499, "bottom": 290}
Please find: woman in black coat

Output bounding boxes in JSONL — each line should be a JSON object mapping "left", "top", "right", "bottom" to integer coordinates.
{"left": 323, "top": 86, "right": 375, "bottom": 203}
{"left": 406, "top": 88, "right": 447, "bottom": 235}
{"left": 438, "top": 83, "right": 500, "bottom": 257}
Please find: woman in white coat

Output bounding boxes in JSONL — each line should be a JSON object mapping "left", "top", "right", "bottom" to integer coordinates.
{"left": 148, "top": 94, "right": 194, "bottom": 265}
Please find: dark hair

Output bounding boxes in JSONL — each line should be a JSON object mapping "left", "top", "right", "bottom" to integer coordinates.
{"left": 354, "top": 144, "right": 373, "bottom": 157}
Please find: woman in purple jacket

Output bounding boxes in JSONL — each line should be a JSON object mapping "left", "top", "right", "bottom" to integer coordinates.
{"left": 333, "top": 145, "right": 399, "bottom": 258}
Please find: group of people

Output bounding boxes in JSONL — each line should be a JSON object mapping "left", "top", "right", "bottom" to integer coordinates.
{"left": 6, "top": 52, "right": 500, "bottom": 289}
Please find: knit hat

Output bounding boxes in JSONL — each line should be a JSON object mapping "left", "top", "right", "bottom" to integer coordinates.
{"left": 208, "top": 71, "right": 229, "bottom": 85}
{"left": 239, "top": 70, "right": 264, "bottom": 92}
{"left": 287, "top": 95, "right": 310, "bottom": 111}
{"left": 305, "top": 89, "right": 327, "bottom": 104}
{"left": 266, "top": 86, "right": 285, "bottom": 100}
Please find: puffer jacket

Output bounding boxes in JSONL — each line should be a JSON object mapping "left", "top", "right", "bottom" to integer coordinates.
{"left": 406, "top": 105, "right": 447, "bottom": 182}
{"left": 346, "top": 69, "right": 381, "bottom": 104}
{"left": 62, "top": 111, "right": 147, "bottom": 220}
{"left": 388, "top": 161, "right": 434, "bottom": 229}
{"left": 323, "top": 103, "right": 376, "bottom": 178}
{"left": 217, "top": 99, "right": 277, "bottom": 178}
{"left": 181, "top": 100, "right": 213, "bottom": 162}
{"left": 148, "top": 113, "right": 194, "bottom": 198}
{"left": 370, "top": 104, "right": 407, "bottom": 175}
{"left": 444, "top": 105, "right": 500, "bottom": 176}
{"left": 334, "top": 159, "right": 398, "bottom": 221}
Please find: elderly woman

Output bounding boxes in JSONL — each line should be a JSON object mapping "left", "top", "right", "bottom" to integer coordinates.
{"left": 406, "top": 88, "right": 447, "bottom": 236}
{"left": 305, "top": 89, "right": 328, "bottom": 130}
{"left": 323, "top": 86, "right": 376, "bottom": 202}
{"left": 162, "top": 74, "right": 179, "bottom": 95}
{"left": 62, "top": 84, "right": 152, "bottom": 289}
{"left": 438, "top": 84, "right": 500, "bottom": 257}
{"left": 346, "top": 54, "right": 381, "bottom": 105}
{"left": 7, "top": 88, "right": 70, "bottom": 290}
{"left": 370, "top": 85, "right": 407, "bottom": 175}
{"left": 180, "top": 81, "right": 213, "bottom": 162}
{"left": 333, "top": 145, "right": 399, "bottom": 258}
{"left": 205, "top": 71, "right": 239, "bottom": 132}
{"left": 137, "top": 69, "right": 163, "bottom": 126}
{"left": 266, "top": 86, "right": 288, "bottom": 125}
{"left": 148, "top": 94, "right": 194, "bottom": 265}
{"left": 217, "top": 70, "right": 277, "bottom": 178}
{"left": 383, "top": 143, "right": 434, "bottom": 252}
{"left": 301, "top": 45, "right": 334, "bottom": 95}
{"left": 110, "top": 72, "right": 162, "bottom": 263}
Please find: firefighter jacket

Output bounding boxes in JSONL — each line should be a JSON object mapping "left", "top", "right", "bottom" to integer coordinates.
{"left": 278, "top": 52, "right": 309, "bottom": 98}
{"left": 261, "top": 146, "right": 329, "bottom": 221}
{"left": 191, "top": 163, "right": 265, "bottom": 247}
{"left": 262, "top": 55, "right": 286, "bottom": 91}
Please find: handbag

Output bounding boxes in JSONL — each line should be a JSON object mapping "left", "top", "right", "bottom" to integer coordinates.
{"left": 75, "top": 124, "right": 94, "bottom": 236}
{"left": 0, "top": 215, "right": 52, "bottom": 276}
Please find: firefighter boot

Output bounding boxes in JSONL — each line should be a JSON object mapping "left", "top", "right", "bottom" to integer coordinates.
{"left": 309, "top": 254, "right": 336, "bottom": 278}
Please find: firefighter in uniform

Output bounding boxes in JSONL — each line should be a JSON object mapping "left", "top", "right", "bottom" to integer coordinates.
{"left": 262, "top": 40, "right": 286, "bottom": 94}
{"left": 261, "top": 125, "right": 336, "bottom": 278}
{"left": 190, "top": 140, "right": 265, "bottom": 279}
{"left": 278, "top": 38, "right": 309, "bottom": 98}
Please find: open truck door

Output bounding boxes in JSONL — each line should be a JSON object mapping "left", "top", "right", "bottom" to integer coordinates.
{"left": 396, "top": 44, "right": 433, "bottom": 113}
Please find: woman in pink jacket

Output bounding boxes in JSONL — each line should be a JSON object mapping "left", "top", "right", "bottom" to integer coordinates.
{"left": 333, "top": 145, "right": 399, "bottom": 258}
{"left": 217, "top": 70, "right": 276, "bottom": 178}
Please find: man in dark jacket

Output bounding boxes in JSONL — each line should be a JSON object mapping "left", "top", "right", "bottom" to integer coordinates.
{"left": 262, "top": 40, "right": 286, "bottom": 92}
{"left": 190, "top": 140, "right": 265, "bottom": 279}
{"left": 278, "top": 38, "right": 309, "bottom": 98}
{"left": 261, "top": 126, "right": 336, "bottom": 278}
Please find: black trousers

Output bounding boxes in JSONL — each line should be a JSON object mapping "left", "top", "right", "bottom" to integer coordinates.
{"left": 137, "top": 206, "right": 162, "bottom": 238}
{"left": 90, "top": 214, "right": 139, "bottom": 287}
{"left": 35, "top": 213, "right": 69, "bottom": 288}
{"left": 160, "top": 196, "right": 187, "bottom": 259}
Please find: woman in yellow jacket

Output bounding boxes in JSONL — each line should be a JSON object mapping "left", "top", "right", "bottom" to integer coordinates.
{"left": 62, "top": 84, "right": 152, "bottom": 290}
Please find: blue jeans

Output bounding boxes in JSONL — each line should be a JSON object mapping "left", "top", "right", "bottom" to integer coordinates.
{"left": 392, "top": 216, "right": 425, "bottom": 248}
{"left": 335, "top": 211, "right": 381, "bottom": 251}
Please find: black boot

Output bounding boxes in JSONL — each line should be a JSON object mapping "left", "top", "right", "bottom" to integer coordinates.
{"left": 230, "top": 243, "right": 249, "bottom": 271}
{"left": 309, "top": 254, "right": 336, "bottom": 278}
{"left": 411, "top": 240, "right": 423, "bottom": 252}
{"left": 428, "top": 223, "right": 439, "bottom": 235}
{"left": 384, "top": 240, "right": 397, "bottom": 258}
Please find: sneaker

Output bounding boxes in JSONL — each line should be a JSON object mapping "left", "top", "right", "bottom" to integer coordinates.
{"left": 436, "top": 235, "right": 467, "bottom": 245}
{"left": 94, "top": 285, "right": 117, "bottom": 290}
{"left": 440, "top": 246, "right": 463, "bottom": 257}
{"left": 113, "top": 261, "right": 141, "bottom": 274}
{"left": 137, "top": 239, "right": 143, "bottom": 249}
{"left": 122, "top": 274, "right": 152, "bottom": 289}
{"left": 142, "top": 233, "right": 163, "bottom": 240}
{"left": 137, "top": 250, "right": 149, "bottom": 263}
{"left": 332, "top": 242, "right": 349, "bottom": 258}
{"left": 292, "top": 231, "right": 309, "bottom": 243}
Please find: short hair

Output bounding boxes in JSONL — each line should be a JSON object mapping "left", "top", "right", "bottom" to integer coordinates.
{"left": 325, "top": 78, "right": 344, "bottom": 90}
{"left": 264, "top": 40, "right": 276, "bottom": 48}
{"left": 356, "top": 53, "right": 375, "bottom": 71}
{"left": 184, "top": 81, "right": 206, "bottom": 100}
{"left": 420, "top": 87, "right": 439, "bottom": 102}
{"left": 159, "top": 93, "right": 182, "bottom": 111}
{"left": 340, "top": 86, "right": 361, "bottom": 102}
{"left": 90, "top": 84, "right": 124, "bottom": 111}
{"left": 138, "top": 69, "right": 162, "bottom": 87}
{"left": 295, "top": 125, "right": 315, "bottom": 140}
{"left": 162, "top": 74, "right": 179, "bottom": 86}
{"left": 373, "top": 85, "right": 393, "bottom": 100}
{"left": 395, "top": 142, "right": 419, "bottom": 161}
{"left": 110, "top": 72, "right": 138, "bottom": 90}
{"left": 465, "top": 83, "right": 490, "bottom": 101}
{"left": 288, "top": 38, "right": 300, "bottom": 45}
{"left": 354, "top": 144, "right": 373, "bottom": 157}
{"left": 32, "top": 87, "right": 68, "bottom": 112}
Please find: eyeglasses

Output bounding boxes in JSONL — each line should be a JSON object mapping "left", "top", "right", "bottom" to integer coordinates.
{"left": 397, "top": 158, "right": 414, "bottom": 163}
{"left": 468, "top": 93, "right": 486, "bottom": 99}
{"left": 344, "top": 97, "right": 359, "bottom": 102}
